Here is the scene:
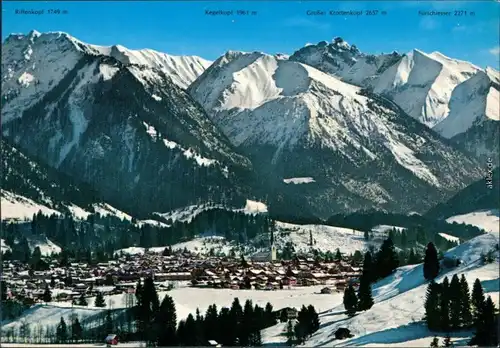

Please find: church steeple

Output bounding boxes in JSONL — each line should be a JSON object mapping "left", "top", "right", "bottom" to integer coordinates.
{"left": 270, "top": 219, "right": 276, "bottom": 261}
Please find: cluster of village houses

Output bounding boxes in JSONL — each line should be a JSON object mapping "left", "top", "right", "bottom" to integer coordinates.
{"left": 2, "top": 250, "right": 362, "bottom": 304}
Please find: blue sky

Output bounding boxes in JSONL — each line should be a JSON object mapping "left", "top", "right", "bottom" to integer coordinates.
{"left": 2, "top": 1, "right": 499, "bottom": 68}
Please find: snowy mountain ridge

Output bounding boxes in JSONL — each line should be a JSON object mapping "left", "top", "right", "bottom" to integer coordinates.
{"left": 1, "top": 30, "right": 492, "bottom": 219}
{"left": 190, "top": 50, "right": 483, "bottom": 217}
{"left": 1, "top": 31, "right": 253, "bottom": 217}
{"left": 2, "top": 30, "right": 211, "bottom": 93}
{"left": 289, "top": 39, "right": 499, "bottom": 137}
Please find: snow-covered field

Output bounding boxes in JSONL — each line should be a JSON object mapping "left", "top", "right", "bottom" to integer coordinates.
{"left": 116, "top": 236, "right": 232, "bottom": 256}
{"left": 27, "top": 235, "right": 61, "bottom": 255}
{"left": 371, "top": 225, "right": 405, "bottom": 233}
{"left": 1, "top": 284, "right": 340, "bottom": 336}
{"left": 243, "top": 199, "right": 268, "bottom": 213}
{"left": 446, "top": 209, "right": 500, "bottom": 235}
{"left": 1, "top": 235, "right": 61, "bottom": 256}
{"left": 116, "top": 220, "right": 383, "bottom": 257}
{"left": 1, "top": 238, "right": 12, "bottom": 253}
{"left": 1, "top": 190, "right": 169, "bottom": 228}
{"left": 438, "top": 232, "right": 460, "bottom": 243}
{"left": 1, "top": 190, "right": 60, "bottom": 221}
{"left": 283, "top": 177, "right": 316, "bottom": 184}
{"left": 154, "top": 199, "right": 268, "bottom": 224}
{"left": 274, "top": 222, "right": 383, "bottom": 254}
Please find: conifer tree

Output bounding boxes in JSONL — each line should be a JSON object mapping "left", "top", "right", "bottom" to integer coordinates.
{"left": 449, "top": 274, "right": 462, "bottom": 329}
{"left": 205, "top": 304, "right": 220, "bottom": 344}
{"left": 94, "top": 292, "right": 106, "bottom": 308}
{"left": 307, "top": 305, "right": 320, "bottom": 334}
{"left": 408, "top": 248, "right": 420, "bottom": 264}
{"left": 357, "top": 272, "right": 374, "bottom": 310}
{"left": 230, "top": 298, "right": 243, "bottom": 318}
{"left": 362, "top": 251, "right": 374, "bottom": 283}
{"left": 240, "top": 300, "right": 254, "bottom": 345}
{"left": 335, "top": 248, "right": 342, "bottom": 261}
{"left": 43, "top": 284, "right": 52, "bottom": 303}
{"left": 217, "top": 307, "right": 232, "bottom": 346}
{"left": 71, "top": 317, "right": 82, "bottom": 342}
{"left": 286, "top": 320, "right": 295, "bottom": 346}
{"left": 470, "top": 296, "right": 498, "bottom": 346}
{"left": 430, "top": 336, "right": 439, "bottom": 347}
{"left": 376, "top": 238, "right": 399, "bottom": 279}
{"left": 1, "top": 280, "right": 7, "bottom": 302}
{"left": 353, "top": 250, "right": 363, "bottom": 264}
{"left": 105, "top": 310, "right": 113, "bottom": 334}
{"left": 423, "top": 242, "right": 440, "bottom": 280}
{"left": 56, "top": 317, "right": 67, "bottom": 343}
{"left": 265, "top": 302, "right": 276, "bottom": 327}
{"left": 156, "top": 294, "right": 177, "bottom": 346}
{"left": 139, "top": 276, "right": 159, "bottom": 343}
{"left": 195, "top": 308, "right": 206, "bottom": 346}
{"left": 134, "top": 280, "right": 142, "bottom": 303}
{"left": 294, "top": 308, "right": 308, "bottom": 344}
{"left": 176, "top": 319, "right": 187, "bottom": 345}
{"left": 343, "top": 284, "right": 358, "bottom": 317}
{"left": 471, "top": 278, "right": 485, "bottom": 325}
{"left": 424, "top": 281, "right": 441, "bottom": 330}
{"left": 295, "top": 306, "right": 308, "bottom": 342}
{"left": 459, "top": 275, "right": 472, "bottom": 327}
{"left": 77, "top": 293, "right": 87, "bottom": 306}
{"left": 440, "top": 277, "right": 451, "bottom": 331}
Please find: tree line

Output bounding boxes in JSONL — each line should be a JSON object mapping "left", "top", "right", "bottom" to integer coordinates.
{"left": 327, "top": 210, "right": 484, "bottom": 242}
{"left": 425, "top": 276, "right": 498, "bottom": 347}
{"left": 1, "top": 307, "right": 131, "bottom": 345}
{"left": 2, "top": 206, "right": 275, "bottom": 263}
{"left": 134, "top": 276, "right": 278, "bottom": 346}
{"left": 284, "top": 305, "right": 320, "bottom": 345}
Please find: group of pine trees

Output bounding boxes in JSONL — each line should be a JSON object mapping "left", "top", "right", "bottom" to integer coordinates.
{"left": 343, "top": 250, "right": 375, "bottom": 317}
{"left": 285, "top": 305, "right": 320, "bottom": 345}
{"left": 6, "top": 310, "right": 112, "bottom": 345}
{"left": 425, "top": 276, "right": 498, "bottom": 346}
{"left": 387, "top": 227, "right": 458, "bottom": 252}
{"left": 134, "top": 276, "right": 277, "bottom": 346}
{"left": 55, "top": 316, "right": 84, "bottom": 343}
{"left": 1, "top": 280, "right": 33, "bottom": 321}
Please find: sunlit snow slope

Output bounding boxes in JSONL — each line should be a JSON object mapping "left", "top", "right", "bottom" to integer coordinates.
{"left": 300, "top": 232, "right": 499, "bottom": 347}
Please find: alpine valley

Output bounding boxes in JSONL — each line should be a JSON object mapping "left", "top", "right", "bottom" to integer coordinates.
{"left": 1, "top": 30, "right": 500, "bottom": 348}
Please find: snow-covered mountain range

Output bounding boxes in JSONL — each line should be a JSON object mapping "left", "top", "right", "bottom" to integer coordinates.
{"left": 1, "top": 31, "right": 252, "bottom": 217}
{"left": 1, "top": 31, "right": 496, "bottom": 219}
{"left": 189, "top": 50, "right": 483, "bottom": 217}
{"left": 290, "top": 38, "right": 500, "bottom": 163}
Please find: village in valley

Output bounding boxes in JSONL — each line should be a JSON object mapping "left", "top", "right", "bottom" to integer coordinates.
{"left": 0, "top": 231, "right": 370, "bottom": 347}
{"left": 2, "top": 242, "right": 362, "bottom": 308}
